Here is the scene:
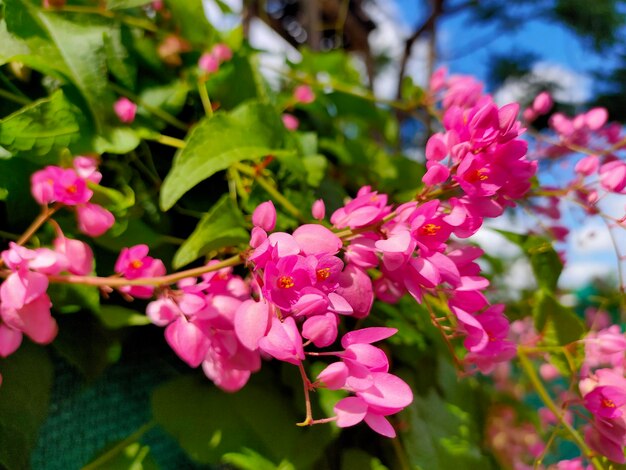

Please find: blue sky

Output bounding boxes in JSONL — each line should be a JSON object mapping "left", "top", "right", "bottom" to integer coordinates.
{"left": 394, "top": 0, "right": 612, "bottom": 94}
{"left": 393, "top": 0, "right": 624, "bottom": 290}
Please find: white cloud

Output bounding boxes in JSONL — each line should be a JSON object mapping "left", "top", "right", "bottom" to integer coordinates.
{"left": 559, "top": 261, "right": 615, "bottom": 288}
{"left": 570, "top": 223, "right": 615, "bottom": 254}
{"left": 494, "top": 61, "right": 591, "bottom": 106}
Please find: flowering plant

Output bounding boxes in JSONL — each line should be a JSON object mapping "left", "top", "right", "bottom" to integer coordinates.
{"left": 0, "top": 1, "right": 624, "bottom": 469}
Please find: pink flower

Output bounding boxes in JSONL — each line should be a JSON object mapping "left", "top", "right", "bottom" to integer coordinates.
{"left": 575, "top": 155, "right": 600, "bottom": 176}
{"left": 599, "top": 160, "right": 626, "bottom": 193}
{"left": 211, "top": 43, "right": 233, "bottom": 62}
{"left": 584, "top": 386, "right": 626, "bottom": 419}
{"left": 311, "top": 199, "right": 325, "bottom": 220}
{"left": 293, "top": 85, "right": 315, "bottom": 104}
{"left": 114, "top": 97, "right": 137, "bottom": 124}
{"left": 258, "top": 316, "right": 305, "bottom": 365}
{"left": 31, "top": 166, "right": 62, "bottom": 205}
{"left": 532, "top": 91, "right": 552, "bottom": 115}
{"left": 252, "top": 200, "right": 277, "bottom": 232}
{"left": 115, "top": 244, "right": 166, "bottom": 298}
{"left": 1, "top": 294, "right": 57, "bottom": 345}
{"left": 73, "top": 156, "right": 102, "bottom": 184}
{"left": 76, "top": 203, "right": 114, "bottom": 237}
{"left": 198, "top": 53, "right": 219, "bottom": 74}
{"left": 53, "top": 233, "right": 93, "bottom": 275}
{"left": 282, "top": 113, "right": 299, "bottom": 131}
{"left": 233, "top": 299, "right": 271, "bottom": 350}
{"left": 0, "top": 323, "right": 22, "bottom": 358}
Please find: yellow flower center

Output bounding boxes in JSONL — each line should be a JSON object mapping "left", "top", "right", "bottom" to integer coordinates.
{"left": 420, "top": 223, "right": 441, "bottom": 236}
{"left": 316, "top": 268, "right": 331, "bottom": 281}
{"left": 130, "top": 259, "right": 143, "bottom": 269}
{"left": 278, "top": 275, "right": 295, "bottom": 289}
{"left": 602, "top": 398, "right": 617, "bottom": 409}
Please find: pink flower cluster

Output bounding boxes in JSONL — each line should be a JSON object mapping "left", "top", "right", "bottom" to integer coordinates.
{"left": 31, "top": 157, "right": 114, "bottom": 237}
{"left": 198, "top": 43, "right": 233, "bottom": 75}
{"left": 0, "top": 230, "right": 94, "bottom": 384}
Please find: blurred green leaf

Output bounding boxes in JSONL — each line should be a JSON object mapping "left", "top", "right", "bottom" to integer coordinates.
{"left": 48, "top": 283, "right": 100, "bottom": 314}
{"left": 402, "top": 389, "right": 494, "bottom": 470}
{"left": 95, "top": 305, "right": 152, "bottom": 329}
{"left": 86, "top": 441, "right": 159, "bottom": 469}
{"left": 172, "top": 195, "right": 248, "bottom": 269}
{"left": 106, "top": 0, "right": 152, "bottom": 9}
{"left": 0, "top": 342, "right": 53, "bottom": 470}
{"left": 164, "top": 0, "right": 214, "bottom": 44}
{"left": 160, "top": 101, "right": 289, "bottom": 211}
{"left": 152, "top": 376, "right": 332, "bottom": 469}
{"left": 533, "top": 289, "right": 585, "bottom": 346}
{"left": 223, "top": 448, "right": 296, "bottom": 470}
{"left": 53, "top": 313, "right": 122, "bottom": 381}
{"left": 0, "top": 90, "right": 79, "bottom": 158}
{"left": 495, "top": 230, "right": 562, "bottom": 291}
{"left": 104, "top": 26, "right": 137, "bottom": 90}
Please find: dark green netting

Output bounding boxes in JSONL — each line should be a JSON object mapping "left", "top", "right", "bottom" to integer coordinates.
{"left": 30, "top": 338, "right": 209, "bottom": 470}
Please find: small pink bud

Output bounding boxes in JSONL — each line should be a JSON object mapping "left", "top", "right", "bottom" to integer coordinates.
{"left": 539, "top": 363, "right": 560, "bottom": 381}
{"left": 281, "top": 113, "right": 299, "bottom": 131}
{"left": 113, "top": 97, "right": 137, "bottom": 124}
{"left": 574, "top": 155, "right": 599, "bottom": 176}
{"left": 425, "top": 133, "right": 447, "bottom": 161}
{"left": 532, "top": 92, "right": 552, "bottom": 115}
{"left": 198, "top": 53, "right": 219, "bottom": 74}
{"left": 599, "top": 160, "right": 626, "bottom": 193}
{"left": 429, "top": 66, "right": 447, "bottom": 93}
{"left": 76, "top": 203, "right": 115, "bottom": 237}
{"left": 152, "top": 0, "right": 164, "bottom": 10}
{"left": 312, "top": 199, "right": 325, "bottom": 220}
{"left": 293, "top": 85, "right": 315, "bottom": 104}
{"left": 249, "top": 226, "right": 267, "bottom": 248}
{"left": 522, "top": 107, "right": 537, "bottom": 123}
{"left": 585, "top": 107, "right": 608, "bottom": 131}
{"left": 211, "top": 43, "right": 233, "bottom": 63}
{"left": 422, "top": 161, "right": 450, "bottom": 186}
{"left": 252, "top": 201, "right": 276, "bottom": 232}
{"left": 42, "top": 0, "right": 65, "bottom": 8}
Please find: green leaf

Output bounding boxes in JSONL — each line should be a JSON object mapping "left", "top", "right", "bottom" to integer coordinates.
{"left": 85, "top": 441, "right": 159, "bottom": 470}
{"left": 223, "top": 448, "right": 295, "bottom": 470}
{"left": 106, "top": 0, "right": 152, "bottom": 9}
{"left": 0, "top": 342, "right": 53, "bottom": 470}
{"left": 52, "top": 314, "right": 122, "bottom": 381}
{"left": 402, "top": 390, "right": 494, "bottom": 470}
{"left": 302, "top": 155, "right": 327, "bottom": 187}
{"left": 48, "top": 283, "right": 100, "bottom": 314}
{"left": 164, "top": 0, "right": 214, "bottom": 44}
{"left": 159, "top": 102, "right": 289, "bottom": 211}
{"left": 95, "top": 305, "right": 152, "bottom": 329}
{"left": 7, "top": 1, "right": 117, "bottom": 133}
{"left": 172, "top": 196, "right": 248, "bottom": 269}
{"left": 152, "top": 376, "right": 332, "bottom": 469}
{"left": 103, "top": 26, "right": 137, "bottom": 90}
{"left": 533, "top": 289, "right": 585, "bottom": 346}
{"left": 341, "top": 449, "right": 389, "bottom": 470}
{"left": 0, "top": 90, "right": 79, "bottom": 157}
{"left": 494, "top": 230, "right": 563, "bottom": 291}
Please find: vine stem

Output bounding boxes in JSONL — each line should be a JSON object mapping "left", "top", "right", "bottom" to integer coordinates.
{"left": 233, "top": 163, "right": 305, "bottom": 222}
{"left": 0, "top": 204, "right": 61, "bottom": 269}
{"left": 109, "top": 83, "right": 189, "bottom": 131}
{"left": 46, "top": 254, "right": 243, "bottom": 287}
{"left": 0, "top": 88, "right": 31, "bottom": 106}
{"left": 296, "top": 362, "right": 314, "bottom": 426}
{"left": 197, "top": 79, "right": 213, "bottom": 118}
{"left": 517, "top": 348, "right": 605, "bottom": 470}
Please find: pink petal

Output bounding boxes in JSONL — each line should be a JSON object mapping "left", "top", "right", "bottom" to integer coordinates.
{"left": 233, "top": 300, "right": 271, "bottom": 351}
{"left": 364, "top": 413, "right": 396, "bottom": 438}
{"left": 293, "top": 224, "right": 342, "bottom": 256}
{"left": 341, "top": 327, "right": 397, "bottom": 348}
{"left": 252, "top": 201, "right": 277, "bottom": 232}
{"left": 317, "top": 361, "right": 349, "bottom": 390}
{"left": 165, "top": 318, "right": 210, "bottom": 368}
{"left": 0, "top": 324, "right": 22, "bottom": 357}
{"left": 334, "top": 396, "right": 367, "bottom": 427}
{"left": 302, "top": 312, "right": 338, "bottom": 347}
